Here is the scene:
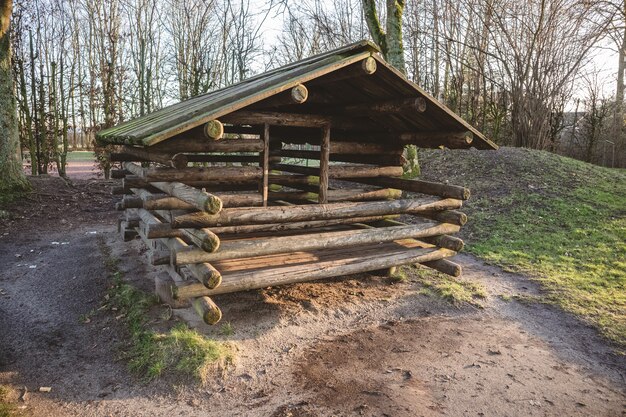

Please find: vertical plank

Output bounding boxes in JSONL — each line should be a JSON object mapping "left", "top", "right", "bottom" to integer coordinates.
{"left": 319, "top": 124, "right": 331, "bottom": 204}
{"left": 262, "top": 123, "right": 270, "bottom": 207}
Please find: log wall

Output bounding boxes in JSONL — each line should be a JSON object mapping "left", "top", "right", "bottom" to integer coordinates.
{"left": 110, "top": 117, "right": 470, "bottom": 325}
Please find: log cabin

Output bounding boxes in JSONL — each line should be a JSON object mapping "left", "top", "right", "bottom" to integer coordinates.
{"left": 97, "top": 40, "right": 497, "bottom": 324}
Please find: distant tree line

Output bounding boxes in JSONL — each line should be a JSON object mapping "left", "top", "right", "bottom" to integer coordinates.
{"left": 8, "top": 0, "right": 625, "bottom": 179}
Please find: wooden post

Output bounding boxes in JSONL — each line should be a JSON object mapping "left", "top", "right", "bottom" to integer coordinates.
{"left": 262, "top": 123, "right": 270, "bottom": 207}
{"left": 319, "top": 125, "right": 330, "bottom": 203}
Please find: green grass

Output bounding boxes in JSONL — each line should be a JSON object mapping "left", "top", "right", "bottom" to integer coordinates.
{"left": 65, "top": 151, "right": 95, "bottom": 162}
{"left": 0, "top": 385, "right": 23, "bottom": 417}
{"left": 411, "top": 266, "right": 487, "bottom": 307}
{"left": 421, "top": 148, "right": 626, "bottom": 345}
{"left": 97, "top": 238, "right": 232, "bottom": 383}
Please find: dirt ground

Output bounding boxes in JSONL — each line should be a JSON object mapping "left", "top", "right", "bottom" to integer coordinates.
{"left": 1, "top": 176, "right": 625, "bottom": 417}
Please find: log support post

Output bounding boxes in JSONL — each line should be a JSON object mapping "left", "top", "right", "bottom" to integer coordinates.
{"left": 319, "top": 124, "right": 331, "bottom": 203}
{"left": 262, "top": 123, "right": 270, "bottom": 207}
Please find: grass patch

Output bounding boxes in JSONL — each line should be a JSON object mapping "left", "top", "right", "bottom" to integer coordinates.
{"left": 97, "top": 238, "right": 232, "bottom": 383}
{"left": 411, "top": 267, "right": 486, "bottom": 307}
{"left": 65, "top": 151, "right": 95, "bottom": 162}
{"left": 0, "top": 385, "right": 24, "bottom": 417}
{"left": 220, "top": 322, "right": 235, "bottom": 336}
{"left": 421, "top": 148, "right": 626, "bottom": 345}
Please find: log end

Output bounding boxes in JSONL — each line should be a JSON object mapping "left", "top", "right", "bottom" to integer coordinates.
{"left": 193, "top": 296, "right": 222, "bottom": 325}
{"left": 200, "top": 232, "right": 221, "bottom": 253}
{"left": 203, "top": 271, "right": 222, "bottom": 290}
{"left": 171, "top": 153, "right": 189, "bottom": 169}
{"left": 461, "top": 188, "right": 471, "bottom": 200}
{"left": 291, "top": 84, "right": 308, "bottom": 104}
{"left": 204, "top": 120, "right": 224, "bottom": 140}
{"left": 388, "top": 189, "right": 403, "bottom": 199}
{"left": 203, "top": 196, "right": 224, "bottom": 214}
{"left": 361, "top": 56, "right": 377, "bottom": 75}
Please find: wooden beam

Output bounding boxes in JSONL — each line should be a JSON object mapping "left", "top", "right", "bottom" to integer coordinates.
{"left": 111, "top": 147, "right": 188, "bottom": 169}
{"left": 176, "top": 246, "right": 454, "bottom": 297}
{"left": 136, "top": 209, "right": 222, "bottom": 290}
{"left": 171, "top": 197, "right": 462, "bottom": 228}
{"left": 341, "top": 97, "right": 427, "bottom": 114}
{"left": 184, "top": 154, "right": 260, "bottom": 164}
{"left": 269, "top": 188, "right": 402, "bottom": 203}
{"left": 319, "top": 125, "right": 330, "bottom": 203}
{"left": 262, "top": 123, "right": 270, "bottom": 207}
{"left": 122, "top": 162, "right": 262, "bottom": 182}
{"left": 272, "top": 149, "right": 406, "bottom": 166}
{"left": 398, "top": 131, "right": 473, "bottom": 148}
{"left": 221, "top": 110, "right": 332, "bottom": 128}
{"left": 342, "top": 176, "right": 470, "bottom": 200}
{"left": 174, "top": 221, "right": 459, "bottom": 265}
{"left": 421, "top": 259, "right": 462, "bottom": 277}
{"left": 272, "top": 163, "right": 403, "bottom": 179}
{"left": 150, "top": 136, "right": 264, "bottom": 153}
{"left": 150, "top": 181, "right": 223, "bottom": 214}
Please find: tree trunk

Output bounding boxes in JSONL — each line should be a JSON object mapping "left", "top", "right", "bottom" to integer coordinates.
{"left": 0, "top": 0, "right": 28, "bottom": 192}
{"left": 362, "top": 0, "right": 406, "bottom": 74}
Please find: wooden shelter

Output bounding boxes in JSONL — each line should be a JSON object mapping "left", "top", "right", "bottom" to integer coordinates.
{"left": 97, "top": 41, "right": 497, "bottom": 325}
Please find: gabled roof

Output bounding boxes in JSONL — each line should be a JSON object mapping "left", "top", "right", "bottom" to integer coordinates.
{"left": 97, "top": 40, "right": 497, "bottom": 150}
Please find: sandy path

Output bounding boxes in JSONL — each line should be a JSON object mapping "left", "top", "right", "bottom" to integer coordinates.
{"left": 0, "top": 205, "right": 624, "bottom": 416}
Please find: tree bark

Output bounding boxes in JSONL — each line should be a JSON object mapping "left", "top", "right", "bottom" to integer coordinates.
{"left": 0, "top": 0, "right": 28, "bottom": 192}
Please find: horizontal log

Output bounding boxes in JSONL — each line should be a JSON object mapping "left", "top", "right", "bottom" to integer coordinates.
{"left": 341, "top": 97, "right": 427, "bottom": 114}
{"left": 272, "top": 149, "right": 406, "bottom": 166}
{"left": 342, "top": 176, "right": 470, "bottom": 200}
{"left": 114, "top": 147, "right": 189, "bottom": 169}
{"left": 137, "top": 210, "right": 222, "bottom": 290}
{"left": 398, "top": 131, "right": 473, "bottom": 148}
{"left": 272, "top": 164, "right": 403, "bottom": 179}
{"left": 151, "top": 181, "right": 223, "bottom": 214}
{"left": 151, "top": 137, "right": 264, "bottom": 153}
{"left": 268, "top": 174, "right": 319, "bottom": 186}
{"left": 174, "top": 221, "right": 459, "bottom": 265}
{"left": 184, "top": 154, "right": 259, "bottom": 164}
{"left": 268, "top": 188, "right": 402, "bottom": 203}
{"left": 123, "top": 175, "right": 259, "bottom": 191}
{"left": 193, "top": 296, "right": 222, "bottom": 325}
{"left": 419, "top": 235, "right": 464, "bottom": 252}
{"left": 210, "top": 215, "right": 398, "bottom": 235}
{"left": 123, "top": 161, "right": 262, "bottom": 182}
{"left": 179, "top": 246, "right": 455, "bottom": 296}
{"left": 421, "top": 259, "right": 462, "bottom": 277}
{"left": 171, "top": 197, "right": 461, "bottom": 228}
{"left": 419, "top": 210, "right": 467, "bottom": 226}
{"left": 222, "top": 110, "right": 332, "bottom": 128}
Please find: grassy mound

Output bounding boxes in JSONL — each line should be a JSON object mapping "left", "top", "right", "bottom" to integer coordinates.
{"left": 420, "top": 147, "right": 626, "bottom": 345}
